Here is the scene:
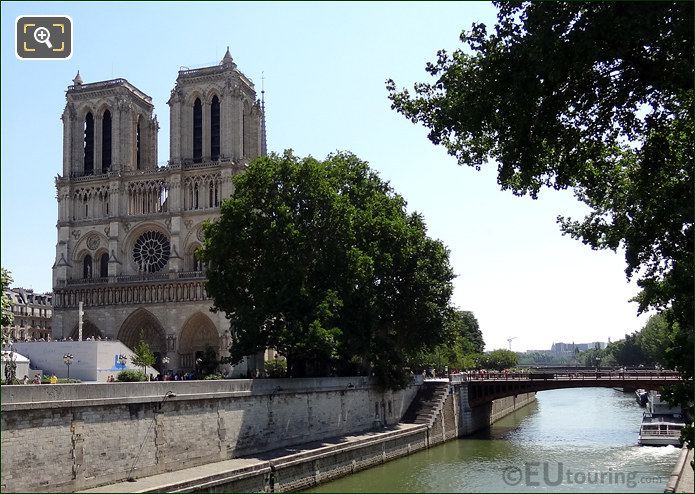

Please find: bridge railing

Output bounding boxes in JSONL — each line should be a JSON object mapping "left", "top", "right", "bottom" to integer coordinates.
{"left": 450, "top": 370, "right": 681, "bottom": 382}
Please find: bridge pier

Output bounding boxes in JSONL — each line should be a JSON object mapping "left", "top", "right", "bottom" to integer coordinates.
{"left": 453, "top": 383, "right": 535, "bottom": 436}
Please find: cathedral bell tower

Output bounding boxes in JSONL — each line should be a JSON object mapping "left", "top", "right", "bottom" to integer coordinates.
{"left": 168, "top": 47, "right": 265, "bottom": 165}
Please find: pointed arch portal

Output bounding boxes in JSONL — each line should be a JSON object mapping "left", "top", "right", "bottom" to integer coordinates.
{"left": 118, "top": 309, "right": 167, "bottom": 368}
{"left": 69, "top": 320, "right": 103, "bottom": 340}
{"left": 178, "top": 312, "right": 219, "bottom": 371}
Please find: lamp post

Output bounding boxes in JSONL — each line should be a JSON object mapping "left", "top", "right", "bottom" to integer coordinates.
{"left": 161, "top": 356, "right": 170, "bottom": 380}
{"left": 63, "top": 354, "right": 74, "bottom": 379}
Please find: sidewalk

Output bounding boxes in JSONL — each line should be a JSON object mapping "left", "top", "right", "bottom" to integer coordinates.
{"left": 80, "top": 423, "right": 425, "bottom": 493}
{"left": 675, "top": 447, "right": 693, "bottom": 493}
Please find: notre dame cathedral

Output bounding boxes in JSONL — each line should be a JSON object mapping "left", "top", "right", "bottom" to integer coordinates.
{"left": 51, "top": 49, "right": 268, "bottom": 375}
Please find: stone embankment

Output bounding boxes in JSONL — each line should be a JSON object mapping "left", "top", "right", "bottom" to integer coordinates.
{"left": 1, "top": 377, "right": 535, "bottom": 492}
{"left": 665, "top": 446, "right": 694, "bottom": 493}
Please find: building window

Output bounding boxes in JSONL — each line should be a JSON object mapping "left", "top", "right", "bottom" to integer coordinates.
{"left": 102, "top": 109, "right": 112, "bottom": 172}
{"left": 136, "top": 118, "right": 142, "bottom": 169}
{"left": 100, "top": 252, "right": 109, "bottom": 278}
{"left": 84, "top": 112, "right": 94, "bottom": 175}
{"left": 193, "top": 98, "right": 202, "bottom": 162}
{"left": 132, "top": 231, "right": 170, "bottom": 273}
{"left": 211, "top": 95, "right": 220, "bottom": 160}
{"left": 83, "top": 254, "right": 93, "bottom": 279}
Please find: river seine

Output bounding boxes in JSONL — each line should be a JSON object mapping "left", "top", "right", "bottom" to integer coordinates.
{"left": 307, "top": 387, "right": 680, "bottom": 492}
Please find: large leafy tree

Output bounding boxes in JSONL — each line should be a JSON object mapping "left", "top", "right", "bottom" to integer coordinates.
{"left": 200, "top": 151, "right": 455, "bottom": 389}
{"left": 387, "top": 2, "right": 692, "bottom": 395}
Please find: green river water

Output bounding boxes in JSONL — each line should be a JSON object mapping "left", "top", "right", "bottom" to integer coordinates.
{"left": 306, "top": 387, "right": 681, "bottom": 492}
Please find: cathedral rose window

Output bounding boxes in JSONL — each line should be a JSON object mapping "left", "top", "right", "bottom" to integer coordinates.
{"left": 132, "top": 231, "right": 170, "bottom": 272}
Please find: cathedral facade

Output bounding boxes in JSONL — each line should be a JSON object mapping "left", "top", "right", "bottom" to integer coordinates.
{"left": 52, "top": 49, "right": 267, "bottom": 375}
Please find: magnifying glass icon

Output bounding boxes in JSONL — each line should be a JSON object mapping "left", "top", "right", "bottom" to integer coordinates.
{"left": 33, "top": 26, "right": 53, "bottom": 49}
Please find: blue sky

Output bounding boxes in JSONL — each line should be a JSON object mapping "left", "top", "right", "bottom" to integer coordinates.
{"left": 1, "top": 1, "right": 651, "bottom": 351}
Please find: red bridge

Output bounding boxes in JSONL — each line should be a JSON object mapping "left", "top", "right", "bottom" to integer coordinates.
{"left": 451, "top": 370, "right": 684, "bottom": 406}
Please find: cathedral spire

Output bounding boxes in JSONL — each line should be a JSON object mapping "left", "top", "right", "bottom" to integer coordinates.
{"left": 221, "top": 46, "right": 234, "bottom": 66}
{"left": 73, "top": 70, "right": 83, "bottom": 86}
{"left": 260, "top": 71, "right": 267, "bottom": 156}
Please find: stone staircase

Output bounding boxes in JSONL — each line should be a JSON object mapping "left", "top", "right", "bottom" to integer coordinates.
{"left": 402, "top": 380, "right": 450, "bottom": 427}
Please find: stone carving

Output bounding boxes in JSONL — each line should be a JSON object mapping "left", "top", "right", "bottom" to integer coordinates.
{"left": 109, "top": 249, "right": 122, "bottom": 264}
{"left": 196, "top": 225, "right": 205, "bottom": 242}
{"left": 184, "top": 219, "right": 193, "bottom": 229}
{"left": 170, "top": 244, "right": 183, "bottom": 260}
{"left": 55, "top": 253, "right": 72, "bottom": 267}
{"left": 86, "top": 234, "right": 100, "bottom": 250}
{"left": 104, "top": 225, "right": 110, "bottom": 236}
{"left": 54, "top": 280, "right": 208, "bottom": 308}
{"left": 72, "top": 230, "right": 81, "bottom": 240}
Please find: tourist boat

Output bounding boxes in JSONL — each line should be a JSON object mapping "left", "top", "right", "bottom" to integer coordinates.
{"left": 638, "top": 412, "right": 685, "bottom": 446}
{"left": 639, "top": 391, "right": 685, "bottom": 446}
{"left": 635, "top": 389, "right": 648, "bottom": 407}
{"left": 646, "top": 391, "right": 681, "bottom": 415}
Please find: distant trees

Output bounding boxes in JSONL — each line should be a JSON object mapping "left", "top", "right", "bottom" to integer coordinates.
{"left": 478, "top": 349, "right": 518, "bottom": 371}
{"left": 415, "top": 310, "right": 486, "bottom": 373}
{"left": 604, "top": 312, "right": 679, "bottom": 369}
{"left": 200, "top": 151, "right": 456, "bottom": 389}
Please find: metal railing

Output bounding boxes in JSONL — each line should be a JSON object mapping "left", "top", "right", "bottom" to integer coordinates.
{"left": 452, "top": 370, "right": 682, "bottom": 382}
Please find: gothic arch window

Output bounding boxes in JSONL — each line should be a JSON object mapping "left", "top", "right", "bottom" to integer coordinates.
{"left": 193, "top": 98, "right": 202, "bottom": 163}
{"left": 211, "top": 95, "right": 220, "bottom": 160}
{"left": 136, "top": 116, "right": 142, "bottom": 169}
{"left": 99, "top": 252, "right": 109, "bottom": 278}
{"left": 102, "top": 110, "right": 112, "bottom": 172}
{"left": 83, "top": 254, "right": 93, "bottom": 279}
{"left": 84, "top": 112, "right": 94, "bottom": 175}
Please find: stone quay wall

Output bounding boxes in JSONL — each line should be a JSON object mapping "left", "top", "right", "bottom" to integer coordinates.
{"left": 0, "top": 377, "right": 421, "bottom": 493}
{"left": 168, "top": 384, "right": 536, "bottom": 493}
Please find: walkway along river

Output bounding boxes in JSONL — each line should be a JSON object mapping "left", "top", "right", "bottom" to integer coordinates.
{"left": 307, "top": 387, "right": 682, "bottom": 492}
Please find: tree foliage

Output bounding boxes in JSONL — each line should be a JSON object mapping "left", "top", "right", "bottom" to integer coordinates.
{"left": 117, "top": 370, "right": 147, "bottom": 382}
{"left": 200, "top": 151, "right": 455, "bottom": 389}
{"left": 414, "top": 309, "right": 485, "bottom": 372}
{"left": 387, "top": 1, "right": 692, "bottom": 396}
{"left": 198, "top": 345, "right": 219, "bottom": 377}
{"left": 131, "top": 331, "right": 156, "bottom": 375}
{"left": 479, "top": 349, "right": 518, "bottom": 371}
